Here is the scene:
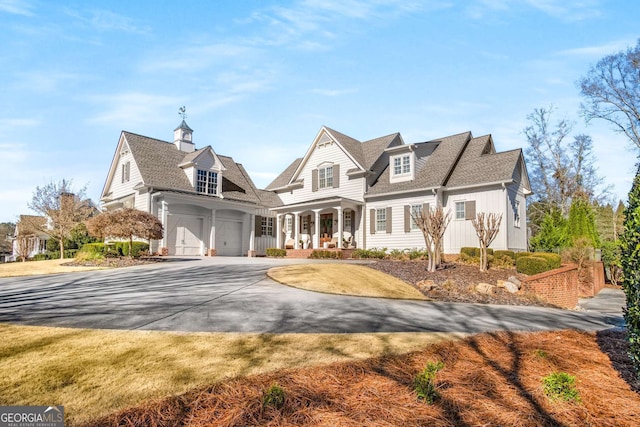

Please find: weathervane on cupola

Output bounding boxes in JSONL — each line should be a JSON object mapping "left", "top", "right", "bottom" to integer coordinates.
{"left": 174, "top": 106, "right": 195, "bottom": 153}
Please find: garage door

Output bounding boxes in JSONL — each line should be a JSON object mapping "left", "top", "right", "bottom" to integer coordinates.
{"left": 216, "top": 220, "right": 242, "bottom": 256}
{"left": 167, "top": 215, "right": 203, "bottom": 256}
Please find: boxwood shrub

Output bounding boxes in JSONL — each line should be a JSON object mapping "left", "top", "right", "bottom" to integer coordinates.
{"left": 460, "top": 247, "right": 493, "bottom": 257}
{"left": 112, "top": 242, "right": 149, "bottom": 257}
{"left": 494, "top": 250, "right": 515, "bottom": 261}
{"left": 531, "top": 252, "right": 562, "bottom": 269}
{"left": 266, "top": 248, "right": 287, "bottom": 258}
{"left": 80, "top": 243, "right": 106, "bottom": 254}
{"left": 310, "top": 250, "right": 343, "bottom": 259}
{"left": 516, "top": 256, "right": 551, "bottom": 275}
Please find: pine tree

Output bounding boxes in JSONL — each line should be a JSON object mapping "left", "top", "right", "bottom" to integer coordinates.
{"left": 621, "top": 164, "right": 640, "bottom": 375}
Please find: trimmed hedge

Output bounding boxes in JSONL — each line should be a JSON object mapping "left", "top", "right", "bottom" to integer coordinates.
{"left": 531, "top": 252, "right": 562, "bottom": 269}
{"left": 516, "top": 256, "right": 551, "bottom": 275}
{"left": 310, "top": 250, "right": 343, "bottom": 259}
{"left": 352, "top": 248, "right": 387, "bottom": 259}
{"left": 33, "top": 254, "right": 48, "bottom": 261}
{"left": 460, "top": 247, "right": 494, "bottom": 257}
{"left": 266, "top": 248, "right": 287, "bottom": 258}
{"left": 494, "top": 250, "right": 515, "bottom": 261}
{"left": 515, "top": 251, "right": 533, "bottom": 260}
{"left": 110, "top": 242, "right": 149, "bottom": 257}
{"left": 80, "top": 243, "right": 106, "bottom": 254}
{"left": 45, "top": 249, "right": 78, "bottom": 259}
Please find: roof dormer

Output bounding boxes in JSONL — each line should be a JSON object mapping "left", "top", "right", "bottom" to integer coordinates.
{"left": 386, "top": 144, "right": 416, "bottom": 184}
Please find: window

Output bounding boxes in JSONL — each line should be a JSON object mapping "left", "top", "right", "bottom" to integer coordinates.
{"left": 196, "top": 170, "right": 218, "bottom": 195}
{"left": 392, "top": 155, "right": 411, "bottom": 176}
{"left": 286, "top": 216, "right": 293, "bottom": 234}
{"left": 261, "top": 217, "right": 274, "bottom": 236}
{"left": 319, "top": 166, "right": 333, "bottom": 189}
{"left": 376, "top": 208, "right": 386, "bottom": 232}
{"left": 302, "top": 215, "right": 309, "bottom": 233}
{"left": 514, "top": 200, "right": 521, "bottom": 228}
{"left": 410, "top": 204, "right": 422, "bottom": 230}
{"left": 344, "top": 210, "right": 352, "bottom": 230}
{"left": 455, "top": 201, "right": 465, "bottom": 220}
{"left": 121, "top": 161, "right": 130, "bottom": 183}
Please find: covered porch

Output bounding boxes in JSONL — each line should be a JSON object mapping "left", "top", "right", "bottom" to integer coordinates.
{"left": 271, "top": 197, "right": 364, "bottom": 251}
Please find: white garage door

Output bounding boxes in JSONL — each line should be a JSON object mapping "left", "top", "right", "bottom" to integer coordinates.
{"left": 216, "top": 220, "right": 242, "bottom": 256}
{"left": 167, "top": 215, "right": 203, "bottom": 256}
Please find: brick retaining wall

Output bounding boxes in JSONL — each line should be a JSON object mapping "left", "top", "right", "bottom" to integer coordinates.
{"left": 521, "top": 265, "right": 580, "bottom": 309}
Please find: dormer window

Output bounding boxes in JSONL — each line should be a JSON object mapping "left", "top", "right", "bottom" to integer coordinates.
{"left": 390, "top": 153, "right": 414, "bottom": 183}
{"left": 196, "top": 170, "right": 218, "bottom": 195}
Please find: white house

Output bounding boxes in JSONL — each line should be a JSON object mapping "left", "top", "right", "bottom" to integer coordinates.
{"left": 100, "top": 121, "right": 530, "bottom": 256}
{"left": 10, "top": 215, "right": 49, "bottom": 261}
{"left": 267, "top": 126, "right": 531, "bottom": 254}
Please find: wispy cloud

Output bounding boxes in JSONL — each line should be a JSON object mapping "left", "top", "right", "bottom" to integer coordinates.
{"left": 13, "top": 70, "right": 87, "bottom": 93}
{"left": 557, "top": 39, "right": 636, "bottom": 57}
{"left": 0, "top": 0, "right": 33, "bottom": 16}
{"left": 87, "top": 93, "right": 179, "bottom": 126}
{"left": 139, "top": 44, "right": 256, "bottom": 73}
{"left": 311, "top": 88, "right": 358, "bottom": 97}
{"left": 65, "top": 8, "right": 151, "bottom": 34}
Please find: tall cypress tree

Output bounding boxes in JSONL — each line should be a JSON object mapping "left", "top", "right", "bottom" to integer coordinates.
{"left": 621, "top": 164, "right": 640, "bottom": 375}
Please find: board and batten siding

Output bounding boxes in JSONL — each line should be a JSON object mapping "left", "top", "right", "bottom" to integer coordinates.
{"left": 505, "top": 183, "right": 528, "bottom": 251}
{"left": 106, "top": 140, "right": 143, "bottom": 202}
{"left": 277, "top": 139, "right": 365, "bottom": 206}
{"left": 442, "top": 186, "right": 509, "bottom": 254}
{"left": 253, "top": 207, "right": 277, "bottom": 256}
{"left": 365, "top": 194, "right": 437, "bottom": 250}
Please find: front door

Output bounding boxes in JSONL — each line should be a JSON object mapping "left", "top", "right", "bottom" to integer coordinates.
{"left": 320, "top": 213, "right": 333, "bottom": 237}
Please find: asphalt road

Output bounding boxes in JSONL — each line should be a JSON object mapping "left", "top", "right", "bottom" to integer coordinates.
{"left": 0, "top": 257, "right": 625, "bottom": 334}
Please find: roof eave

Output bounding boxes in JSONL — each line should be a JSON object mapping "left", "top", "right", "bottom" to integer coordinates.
{"left": 364, "top": 186, "right": 441, "bottom": 199}
{"left": 444, "top": 179, "right": 514, "bottom": 192}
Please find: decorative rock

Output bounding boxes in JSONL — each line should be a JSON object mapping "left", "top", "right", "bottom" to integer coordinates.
{"left": 508, "top": 276, "right": 522, "bottom": 289}
{"left": 417, "top": 280, "right": 437, "bottom": 291}
{"left": 503, "top": 281, "right": 520, "bottom": 294}
{"left": 496, "top": 280, "right": 507, "bottom": 288}
{"left": 476, "top": 282, "right": 496, "bottom": 295}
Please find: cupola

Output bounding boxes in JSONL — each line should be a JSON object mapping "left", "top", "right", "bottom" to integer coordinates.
{"left": 173, "top": 107, "right": 195, "bottom": 152}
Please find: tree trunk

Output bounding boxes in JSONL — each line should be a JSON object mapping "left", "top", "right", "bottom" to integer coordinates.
{"left": 59, "top": 239, "right": 64, "bottom": 260}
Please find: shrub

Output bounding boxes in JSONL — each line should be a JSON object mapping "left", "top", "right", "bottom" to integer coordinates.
{"left": 414, "top": 361, "right": 444, "bottom": 404}
{"left": 263, "top": 383, "right": 286, "bottom": 409}
{"left": 515, "top": 251, "right": 532, "bottom": 260}
{"left": 531, "top": 252, "right": 561, "bottom": 269}
{"left": 80, "top": 243, "right": 105, "bottom": 254}
{"left": 75, "top": 251, "right": 105, "bottom": 262}
{"left": 33, "top": 254, "right": 48, "bottom": 261}
{"left": 389, "top": 249, "right": 407, "bottom": 260}
{"left": 351, "top": 248, "right": 386, "bottom": 259}
{"left": 408, "top": 248, "right": 427, "bottom": 260}
{"left": 543, "top": 372, "right": 580, "bottom": 403}
{"left": 266, "top": 248, "right": 287, "bottom": 258}
{"left": 460, "top": 247, "right": 479, "bottom": 257}
{"left": 494, "top": 250, "right": 515, "bottom": 261}
{"left": 47, "top": 251, "right": 60, "bottom": 260}
{"left": 310, "top": 250, "right": 343, "bottom": 259}
{"left": 493, "top": 254, "right": 515, "bottom": 268}
{"left": 601, "top": 240, "right": 622, "bottom": 286}
{"left": 516, "top": 256, "right": 551, "bottom": 275}
{"left": 112, "top": 242, "right": 148, "bottom": 257}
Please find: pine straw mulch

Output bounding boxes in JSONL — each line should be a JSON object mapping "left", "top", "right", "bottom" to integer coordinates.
{"left": 366, "top": 260, "right": 557, "bottom": 307}
{"left": 62, "top": 256, "right": 166, "bottom": 268}
{"left": 84, "top": 329, "right": 639, "bottom": 427}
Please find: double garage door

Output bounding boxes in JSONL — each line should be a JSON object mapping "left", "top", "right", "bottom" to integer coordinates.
{"left": 167, "top": 214, "right": 243, "bottom": 256}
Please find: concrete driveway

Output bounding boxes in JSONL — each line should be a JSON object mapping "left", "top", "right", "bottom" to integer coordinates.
{"left": 0, "top": 257, "right": 624, "bottom": 333}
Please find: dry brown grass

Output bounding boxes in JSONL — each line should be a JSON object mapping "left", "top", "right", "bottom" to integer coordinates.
{"left": 0, "top": 324, "right": 460, "bottom": 425}
{"left": 0, "top": 259, "right": 107, "bottom": 277}
{"left": 88, "top": 329, "right": 640, "bottom": 427}
{"left": 267, "top": 263, "right": 428, "bottom": 300}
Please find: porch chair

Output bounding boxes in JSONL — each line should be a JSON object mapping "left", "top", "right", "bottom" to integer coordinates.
{"left": 285, "top": 238, "right": 295, "bottom": 249}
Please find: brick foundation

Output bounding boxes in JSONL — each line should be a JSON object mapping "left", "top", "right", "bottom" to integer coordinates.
{"left": 207, "top": 249, "right": 217, "bottom": 256}
{"left": 284, "top": 248, "right": 355, "bottom": 259}
{"left": 160, "top": 247, "right": 169, "bottom": 256}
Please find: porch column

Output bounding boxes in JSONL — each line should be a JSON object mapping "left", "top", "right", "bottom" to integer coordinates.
{"left": 336, "top": 206, "right": 343, "bottom": 249}
{"left": 209, "top": 209, "right": 217, "bottom": 256}
{"left": 276, "top": 213, "right": 283, "bottom": 249}
{"left": 293, "top": 212, "right": 300, "bottom": 249}
{"left": 313, "top": 209, "right": 321, "bottom": 249}
{"left": 248, "top": 213, "right": 256, "bottom": 257}
{"left": 160, "top": 201, "right": 168, "bottom": 254}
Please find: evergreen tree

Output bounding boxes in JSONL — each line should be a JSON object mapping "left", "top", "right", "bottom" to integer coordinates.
{"left": 621, "top": 164, "right": 640, "bottom": 375}
{"left": 529, "top": 208, "right": 569, "bottom": 252}
{"left": 567, "top": 196, "right": 600, "bottom": 247}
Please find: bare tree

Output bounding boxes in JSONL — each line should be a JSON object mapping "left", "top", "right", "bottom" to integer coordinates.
{"left": 28, "top": 180, "right": 95, "bottom": 259}
{"left": 14, "top": 234, "right": 36, "bottom": 262}
{"left": 472, "top": 213, "right": 502, "bottom": 272}
{"left": 86, "top": 208, "right": 163, "bottom": 256}
{"left": 579, "top": 39, "right": 640, "bottom": 151}
{"left": 412, "top": 205, "right": 452, "bottom": 272}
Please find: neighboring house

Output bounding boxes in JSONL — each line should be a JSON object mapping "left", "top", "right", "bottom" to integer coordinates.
{"left": 100, "top": 120, "right": 280, "bottom": 256}
{"left": 11, "top": 215, "right": 49, "bottom": 261}
{"left": 99, "top": 121, "right": 530, "bottom": 257}
{"left": 267, "top": 126, "right": 531, "bottom": 254}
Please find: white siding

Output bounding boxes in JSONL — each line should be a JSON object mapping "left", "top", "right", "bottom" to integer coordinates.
{"left": 365, "top": 194, "right": 437, "bottom": 251}
{"left": 278, "top": 140, "right": 365, "bottom": 205}
{"left": 442, "top": 187, "right": 508, "bottom": 254}
{"left": 106, "top": 141, "right": 143, "bottom": 202}
{"left": 506, "top": 183, "right": 528, "bottom": 251}
{"left": 135, "top": 192, "right": 149, "bottom": 212}
{"left": 254, "top": 207, "right": 276, "bottom": 256}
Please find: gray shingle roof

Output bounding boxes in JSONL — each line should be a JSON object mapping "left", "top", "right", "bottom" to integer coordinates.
{"left": 123, "top": 132, "right": 261, "bottom": 204}
{"left": 361, "top": 133, "right": 402, "bottom": 170}
{"left": 445, "top": 135, "right": 523, "bottom": 188}
{"left": 265, "top": 157, "right": 302, "bottom": 190}
{"left": 367, "top": 131, "right": 472, "bottom": 196}
{"left": 324, "top": 127, "right": 366, "bottom": 168}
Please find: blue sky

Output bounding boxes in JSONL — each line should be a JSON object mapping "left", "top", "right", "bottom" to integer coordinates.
{"left": 1, "top": 0, "right": 638, "bottom": 223}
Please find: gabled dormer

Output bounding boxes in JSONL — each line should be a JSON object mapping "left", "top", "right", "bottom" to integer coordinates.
{"left": 385, "top": 144, "right": 416, "bottom": 184}
{"left": 179, "top": 146, "right": 226, "bottom": 197}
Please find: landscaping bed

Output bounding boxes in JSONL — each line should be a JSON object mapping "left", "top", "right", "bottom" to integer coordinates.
{"left": 367, "top": 260, "right": 557, "bottom": 307}
{"left": 62, "top": 256, "right": 165, "bottom": 268}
